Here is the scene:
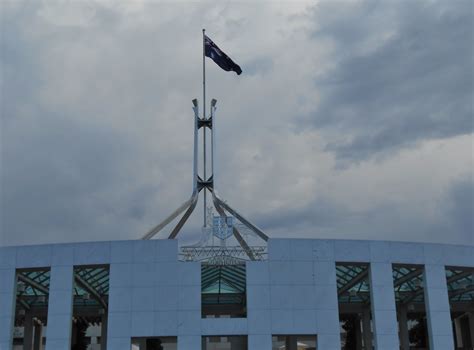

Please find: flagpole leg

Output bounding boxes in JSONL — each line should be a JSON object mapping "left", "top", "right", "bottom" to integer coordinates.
{"left": 202, "top": 28, "right": 207, "bottom": 228}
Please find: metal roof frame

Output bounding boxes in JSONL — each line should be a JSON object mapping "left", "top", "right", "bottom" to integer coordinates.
{"left": 15, "top": 266, "right": 110, "bottom": 311}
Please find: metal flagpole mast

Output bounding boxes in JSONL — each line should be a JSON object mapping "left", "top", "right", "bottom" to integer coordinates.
{"left": 202, "top": 28, "right": 207, "bottom": 228}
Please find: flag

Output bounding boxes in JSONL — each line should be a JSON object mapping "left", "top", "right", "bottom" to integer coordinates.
{"left": 204, "top": 35, "right": 242, "bottom": 75}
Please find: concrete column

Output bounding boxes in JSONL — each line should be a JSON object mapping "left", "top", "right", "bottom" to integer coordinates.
{"left": 369, "top": 262, "right": 400, "bottom": 350}
{"left": 0, "top": 268, "right": 17, "bottom": 350}
{"left": 248, "top": 334, "right": 272, "bottom": 350}
{"left": 178, "top": 335, "right": 201, "bottom": 350}
{"left": 461, "top": 316, "right": 471, "bottom": 348}
{"left": 398, "top": 306, "right": 410, "bottom": 350}
{"left": 287, "top": 335, "right": 298, "bottom": 350}
{"left": 423, "top": 264, "right": 454, "bottom": 350}
{"left": 453, "top": 317, "right": 463, "bottom": 347}
{"left": 107, "top": 263, "right": 133, "bottom": 350}
{"left": 229, "top": 336, "right": 246, "bottom": 349}
{"left": 362, "top": 310, "right": 373, "bottom": 350}
{"left": 230, "top": 337, "right": 247, "bottom": 349}
{"left": 33, "top": 323, "right": 44, "bottom": 350}
{"left": 101, "top": 315, "right": 108, "bottom": 350}
{"left": 355, "top": 316, "right": 363, "bottom": 350}
{"left": 469, "top": 313, "right": 474, "bottom": 348}
{"left": 45, "top": 265, "right": 74, "bottom": 350}
{"left": 314, "top": 260, "right": 341, "bottom": 350}
{"left": 24, "top": 311, "right": 34, "bottom": 350}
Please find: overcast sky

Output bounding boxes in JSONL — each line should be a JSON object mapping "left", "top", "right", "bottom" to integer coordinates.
{"left": 1, "top": 0, "right": 473, "bottom": 247}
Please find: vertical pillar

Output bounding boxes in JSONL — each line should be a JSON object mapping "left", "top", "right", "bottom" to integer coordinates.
{"left": 107, "top": 263, "right": 132, "bottom": 350}
{"left": 45, "top": 265, "right": 74, "bottom": 350}
{"left": 0, "top": 268, "right": 16, "bottom": 350}
{"left": 398, "top": 306, "right": 410, "bottom": 350}
{"left": 248, "top": 335, "right": 271, "bottom": 350}
{"left": 287, "top": 335, "right": 298, "bottom": 350}
{"left": 355, "top": 316, "right": 363, "bottom": 350}
{"left": 314, "top": 259, "right": 341, "bottom": 350}
{"left": 247, "top": 261, "right": 271, "bottom": 350}
{"left": 369, "top": 262, "right": 400, "bottom": 350}
{"left": 101, "top": 314, "right": 108, "bottom": 350}
{"left": 453, "top": 317, "right": 463, "bottom": 347}
{"left": 229, "top": 336, "right": 246, "bottom": 349}
{"left": 33, "top": 323, "right": 44, "bottom": 350}
{"left": 24, "top": 311, "right": 34, "bottom": 350}
{"left": 179, "top": 335, "right": 201, "bottom": 350}
{"left": 362, "top": 309, "right": 373, "bottom": 350}
{"left": 424, "top": 264, "right": 454, "bottom": 350}
{"left": 469, "top": 313, "right": 474, "bottom": 348}
{"left": 461, "top": 316, "right": 471, "bottom": 348}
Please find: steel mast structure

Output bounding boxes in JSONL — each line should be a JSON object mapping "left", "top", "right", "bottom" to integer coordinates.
{"left": 141, "top": 30, "right": 267, "bottom": 262}
{"left": 141, "top": 97, "right": 268, "bottom": 261}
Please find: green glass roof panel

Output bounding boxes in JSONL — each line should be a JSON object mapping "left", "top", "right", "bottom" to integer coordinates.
{"left": 446, "top": 268, "right": 474, "bottom": 302}
{"left": 392, "top": 265, "right": 425, "bottom": 303}
{"left": 73, "top": 266, "right": 110, "bottom": 308}
{"left": 74, "top": 267, "right": 110, "bottom": 296}
{"left": 16, "top": 269, "right": 51, "bottom": 308}
{"left": 201, "top": 265, "right": 246, "bottom": 295}
{"left": 336, "top": 264, "right": 370, "bottom": 303}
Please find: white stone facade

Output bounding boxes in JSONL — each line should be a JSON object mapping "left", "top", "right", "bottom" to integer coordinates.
{"left": 1, "top": 238, "right": 473, "bottom": 350}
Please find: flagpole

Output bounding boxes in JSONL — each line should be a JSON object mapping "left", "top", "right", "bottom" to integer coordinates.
{"left": 202, "top": 28, "right": 207, "bottom": 228}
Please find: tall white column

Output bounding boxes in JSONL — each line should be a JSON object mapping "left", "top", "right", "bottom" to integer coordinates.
{"left": 45, "top": 265, "right": 74, "bottom": 350}
{"left": 369, "top": 262, "right": 400, "bottom": 350}
{"left": 178, "top": 335, "right": 201, "bottom": 350}
{"left": 314, "top": 260, "right": 341, "bottom": 350}
{"left": 0, "top": 267, "right": 16, "bottom": 350}
{"left": 107, "top": 263, "right": 132, "bottom": 350}
{"left": 423, "top": 264, "right": 454, "bottom": 350}
{"left": 248, "top": 335, "right": 272, "bottom": 350}
{"left": 247, "top": 261, "right": 271, "bottom": 350}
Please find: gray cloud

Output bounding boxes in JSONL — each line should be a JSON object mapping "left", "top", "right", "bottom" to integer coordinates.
{"left": 255, "top": 174, "right": 473, "bottom": 246}
{"left": 302, "top": 0, "right": 473, "bottom": 163}
{"left": 445, "top": 177, "right": 474, "bottom": 244}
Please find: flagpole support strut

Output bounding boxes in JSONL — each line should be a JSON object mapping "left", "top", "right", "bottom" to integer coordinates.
{"left": 141, "top": 33, "right": 266, "bottom": 259}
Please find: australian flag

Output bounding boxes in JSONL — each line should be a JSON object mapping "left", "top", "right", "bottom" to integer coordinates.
{"left": 204, "top": 35, "right": 242, "bottom": 75}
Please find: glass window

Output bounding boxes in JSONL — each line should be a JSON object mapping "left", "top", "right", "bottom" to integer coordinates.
{"left": 445, "top": 266, "right": 474, "bottom": 350}
{"left": 392, "top": 264, "right": 429, "bottom": 350}
{"left": 13, "top": 268, "right": 51, "bottom": 350}
{"left": 336, "top": 263, "right": 373, "bottom": 350}
{"left": 71, "top": 265, "right": 109, "bottom": 350}
{"left": 202, "top": 264, "right": 247, "bottom": 318}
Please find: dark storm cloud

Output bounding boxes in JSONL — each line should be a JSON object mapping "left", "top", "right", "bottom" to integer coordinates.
{"left": 1, "top": 112, "right": 156, "bottom": 244}
{"left": 256, "top": 196, "right": 347, "bottom": 232}
{"left": 304, "top": 0, "right": 473, "bottom": 162}
{"left": 255, "top": 174, "right": 473, "bottom": 246}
